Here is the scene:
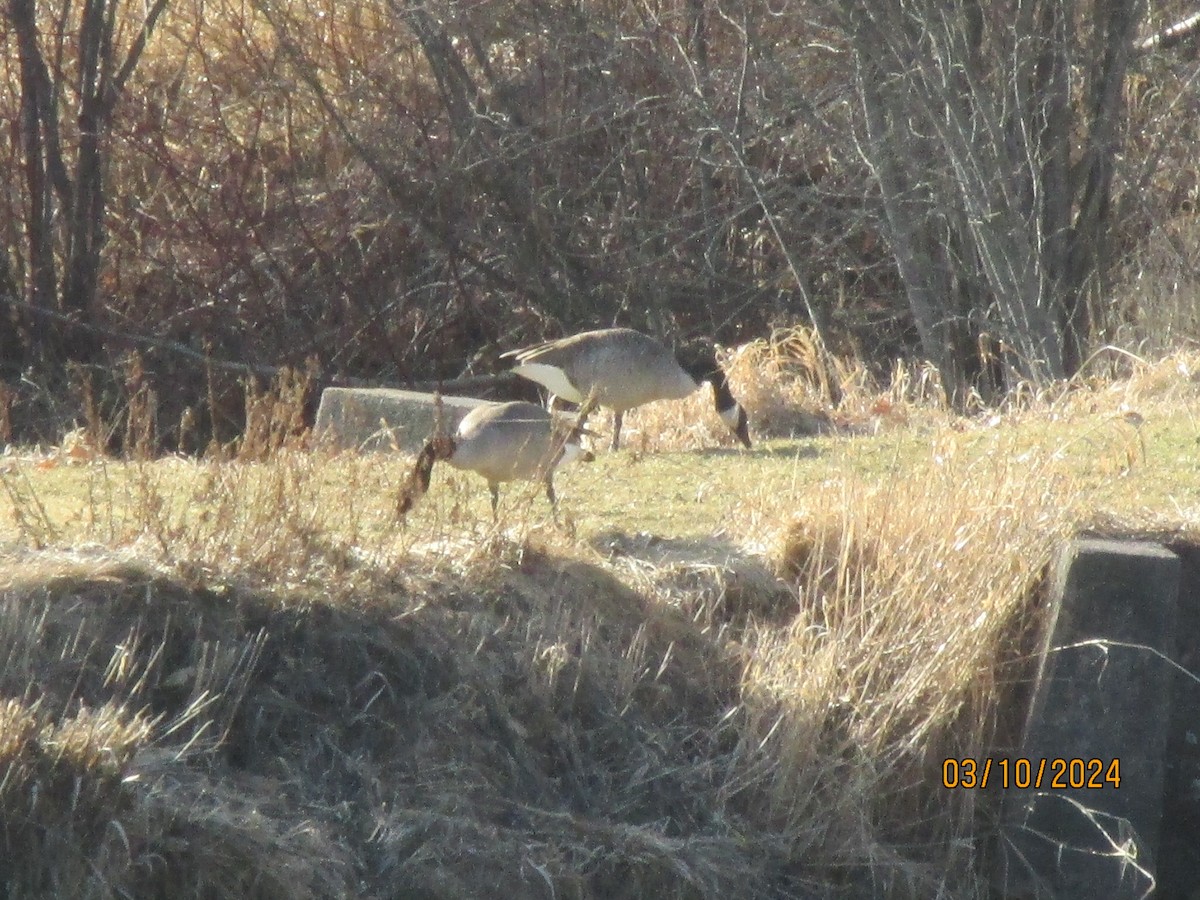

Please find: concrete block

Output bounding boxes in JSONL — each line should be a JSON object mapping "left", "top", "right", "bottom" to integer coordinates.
{"left": 313, "top": 387, "right": 486, "bottom": 453}
{"left": 1000, "top": 539, "right": 1180, "bottom": 899}
{"left": 1158, "top": 544, "right": 1200, "bottom": 898}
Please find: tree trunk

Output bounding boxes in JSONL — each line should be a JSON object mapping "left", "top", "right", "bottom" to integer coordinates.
{"left": 841, "top": 0, "right": 1145, "bottom": 390}
{"left": 6, "top": 0, "right": 171, "bottom": 367}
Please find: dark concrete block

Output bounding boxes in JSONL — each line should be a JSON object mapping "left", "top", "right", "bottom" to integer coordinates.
{"left": 1158, "top": 543, "right": 1200, "bottom": 900}
{"left": 313, "top": 387, "right": 485, "bottom": 453}
{"left": 1000, "top": 539, "right": 1181, "bottom": 899}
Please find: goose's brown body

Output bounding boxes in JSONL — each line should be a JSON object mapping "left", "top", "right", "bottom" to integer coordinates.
{"left": 397, "top": 401, "right": 592, "bottom": 517}
{"left": 504, "top": 328, "right": 751, "bottom": 450}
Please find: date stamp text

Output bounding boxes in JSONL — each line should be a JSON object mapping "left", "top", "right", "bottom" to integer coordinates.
{"left": 941, "top": 757, "right": 1121, "bottom": 789}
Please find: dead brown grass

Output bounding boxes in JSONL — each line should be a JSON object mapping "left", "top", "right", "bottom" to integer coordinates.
{"left": 2, "top": 344, "right": 1200, "bottom": 897}
{"left": 0, "top": 546, "right": 779, "bottom": 898}
{"left": 733, "top": 437, "right": 1081, "bottom": 881}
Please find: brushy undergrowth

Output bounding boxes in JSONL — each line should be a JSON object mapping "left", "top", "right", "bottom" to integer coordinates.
{"left": 2, "top": 342, "right": 1199, "bottom": 897}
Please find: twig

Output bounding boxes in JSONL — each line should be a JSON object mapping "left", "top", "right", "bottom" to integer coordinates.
{"left": 1136, "top": 10, "right": 1200, "bottom": 53}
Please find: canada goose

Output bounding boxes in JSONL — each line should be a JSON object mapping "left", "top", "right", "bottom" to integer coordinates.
{"left": 503, "top": 327, "right": 752, "bottom": 451}
{"left": 397, "top": 401, "right": 594, "bottom": 518}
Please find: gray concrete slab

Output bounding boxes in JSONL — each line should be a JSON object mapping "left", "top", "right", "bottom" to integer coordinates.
{"left": 1157, "top": 543, "right": 1200, "bottom": 898}
{"left": 313, "top": 387, "right": 486, "bottom": 453}
{"left": 999, "top": 539, "right": 1180, "bottom": 899}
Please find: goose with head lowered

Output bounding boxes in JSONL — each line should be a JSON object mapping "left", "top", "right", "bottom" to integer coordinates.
{"left": 397, "top": 400, "right": 594, "bottom": 519}
{"left": 502, "top": 327, "right": 752, "bottom": 451}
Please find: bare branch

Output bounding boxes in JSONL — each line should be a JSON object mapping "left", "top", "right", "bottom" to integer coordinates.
{"left": 1136, "top": 9, "right": 1200, "bottom": 53}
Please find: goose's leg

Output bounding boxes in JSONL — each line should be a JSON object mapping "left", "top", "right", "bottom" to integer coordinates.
{"left": 489, "top": 483, "right": 500, "bottom": 519}
{"left": 610, "top": 411, "right": 623, "bottom": 451}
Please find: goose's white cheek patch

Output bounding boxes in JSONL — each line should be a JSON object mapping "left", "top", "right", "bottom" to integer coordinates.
{"left": 558, "top": 443, "right": 587, "bottom": 465}
{"left": 719, "top": 404, "right": 742, "bottom": 430}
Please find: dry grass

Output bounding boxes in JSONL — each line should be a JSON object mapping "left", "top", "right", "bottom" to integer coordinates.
{"left": 2, "top": 344, "right": 1200, "bottom": 896}
{"left": 732, "top": 440, "right": 1081, "bottom": 891}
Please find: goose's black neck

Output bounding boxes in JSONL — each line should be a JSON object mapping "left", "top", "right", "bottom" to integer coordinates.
{"left": 398, "top": 436, "right": 457, "bottom": 516}
{"left": 678, "top": 347, "right": 737, "bottom": 412}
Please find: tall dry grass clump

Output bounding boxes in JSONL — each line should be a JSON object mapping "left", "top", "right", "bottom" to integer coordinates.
{"left": 732, "top": 436, "right": 1084, "bottom": 894}
{"left": 722, "top": 327, "right": 844, "bottom": 437}
{"left": 0, "top": 697, "right": 151, "bottom": 894}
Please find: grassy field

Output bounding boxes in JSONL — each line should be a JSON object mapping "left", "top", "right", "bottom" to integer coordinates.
{"left": 2, "top": 345, "right": 1200, "bottom": 897}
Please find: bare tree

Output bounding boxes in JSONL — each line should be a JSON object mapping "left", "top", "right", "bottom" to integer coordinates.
{"left": 6, "top": 0, "right": 170, "bottom": 366}
{"left": 841, "top": 0, "right": 1147, "bottom": 397}
{"left": 249, "top": 0, "right": 868, "bottom": 365}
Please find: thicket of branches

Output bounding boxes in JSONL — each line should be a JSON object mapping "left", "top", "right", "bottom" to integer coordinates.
{"left": 1, "top": 0, "right": 1198, "bottom": 444}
